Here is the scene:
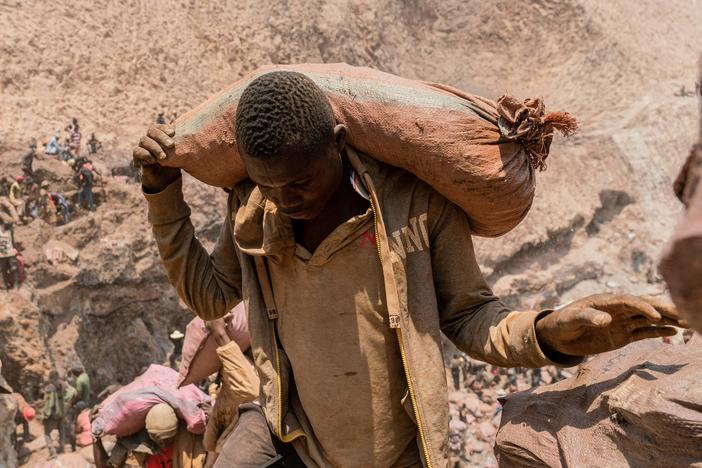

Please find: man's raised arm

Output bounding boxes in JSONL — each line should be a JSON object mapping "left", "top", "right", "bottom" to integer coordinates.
{"left": 134, "top": 124, "right": 243, "bottom": 320}
{"left": 429, "top": 193, "right": 680, "bottom": 368}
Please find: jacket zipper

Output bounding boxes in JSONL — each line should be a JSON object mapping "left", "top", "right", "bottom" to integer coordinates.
{"left": 255, "top": 256, "right": 306, "bottom": 444}
{"left": 368, "top": 193, "right": 434, "bottom": 468}
{"left": 271, "top": 321, "right": 306, "bottom": 443}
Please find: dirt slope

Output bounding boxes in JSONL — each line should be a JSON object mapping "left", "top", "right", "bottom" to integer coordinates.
{"left": 0, "top": 0, "right": 701, "bottom": 465}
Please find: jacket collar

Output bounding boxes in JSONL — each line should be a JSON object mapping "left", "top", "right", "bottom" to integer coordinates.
{"left": 233, "top": 186, "right": 295, "bottom": 262}
{"left": 232, "top": 148, "right": 379, "bottom": 263}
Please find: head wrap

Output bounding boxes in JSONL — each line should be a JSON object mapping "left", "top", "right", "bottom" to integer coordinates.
{"left": 23, "top": 406, "right": 36, "bottom": 421}
{"left": 145, "top": 403, "right": 178, "bottom": 439}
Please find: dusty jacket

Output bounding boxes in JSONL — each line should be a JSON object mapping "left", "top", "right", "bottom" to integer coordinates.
{"left": 203, "top": 341, "right": 260, "bottom": 452}
{"left": 146, "top": 148, "right": 578, "bottom": 468}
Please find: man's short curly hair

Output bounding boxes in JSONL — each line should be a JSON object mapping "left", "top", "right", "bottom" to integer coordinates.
{"left": 235, "top": 71, "right": 336, "bottom": 159}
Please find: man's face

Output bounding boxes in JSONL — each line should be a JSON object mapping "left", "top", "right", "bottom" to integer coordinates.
{"left": 242, "top": 141, "right": 343, "bottom": 220}
{"left": 149, "top": 433, "right": 175, "bottom": 449}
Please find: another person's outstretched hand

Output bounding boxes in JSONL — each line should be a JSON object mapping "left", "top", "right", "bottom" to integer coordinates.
{"left": 206, "top": 318, "right": 232, "bottom": 347}
{"left": 132, "top": 124, "right": 181, "bottom": 193}
{"left": 535, "top": 294, "right": 684, "bottom": 357}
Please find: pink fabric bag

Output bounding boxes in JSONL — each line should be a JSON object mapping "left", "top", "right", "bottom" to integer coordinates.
{"left": 91, "top": 364, "right": 210, "bottom": 437}
{"left": 177, "top": 302, "right": 250, "bottom": 387}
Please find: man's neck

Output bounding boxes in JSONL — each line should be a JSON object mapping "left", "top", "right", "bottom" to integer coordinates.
{"left": 293, "top": 176, "right": 369, "bottom": 253}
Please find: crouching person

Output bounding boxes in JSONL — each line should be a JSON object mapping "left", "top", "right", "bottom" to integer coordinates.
{"left": 201, "top": 318, "right": 261, "bottom": 467}
{"left": 94, "top": 403, "right": 206, "bottom": 468}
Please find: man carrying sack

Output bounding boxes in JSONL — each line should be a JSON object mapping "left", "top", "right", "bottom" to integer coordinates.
{"left": 134, "top": 69, "right": 682, "bottom": 467}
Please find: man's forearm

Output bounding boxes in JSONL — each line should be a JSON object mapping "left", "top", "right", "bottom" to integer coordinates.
{"left": 430, "top": 193, "right": 583, "bottom": 368}
{"left": 443, "top": 296, "right": 576, "bottom": 368}
{"left": 141, "top": 164, "right": 180, "bottom": 194}
{"left": 217, "top": 341, "right": 260, "bottom": 401}
{"left": 144, "top": 177, "right": 242, "bottom": 320}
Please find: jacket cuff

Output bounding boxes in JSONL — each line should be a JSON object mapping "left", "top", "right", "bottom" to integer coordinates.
{"left": 216, "top": 340, "right": 240, "bottom": 357}
{"left": 513, "top": 310, "right": 584, "bottom": 368}
{"left": 143, "top": 176, "right": 191, "bottom": 225}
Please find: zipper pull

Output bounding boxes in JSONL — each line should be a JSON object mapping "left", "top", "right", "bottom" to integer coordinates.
{"left": 267, "top": 307, "right": 279, "bottom": 320}
{"left": 389, "top": 315, "right": 400, "bottom": 328}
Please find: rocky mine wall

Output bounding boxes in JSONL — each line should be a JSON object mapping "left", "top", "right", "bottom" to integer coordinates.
{"left": 1, "top": 0, "right": 701, "bottom": 464}
{"left": 0, "top": 158, "right": 225, "bottom": 400}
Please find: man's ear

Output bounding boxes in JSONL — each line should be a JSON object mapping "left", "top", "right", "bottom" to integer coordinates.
{"left": 334, "top": 124, "right": 347, "bottom": 152}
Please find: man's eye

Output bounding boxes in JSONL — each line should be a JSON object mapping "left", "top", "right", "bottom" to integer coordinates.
{"left": 292, "top": 180, "right": 309, "bottom": 188}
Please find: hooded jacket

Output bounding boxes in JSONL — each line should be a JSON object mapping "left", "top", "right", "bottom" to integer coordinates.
{"left": 145, "top": 148, "right": 578, "bottom": 467}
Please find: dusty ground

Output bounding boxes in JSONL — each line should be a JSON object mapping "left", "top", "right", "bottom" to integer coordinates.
{"left": 0, "top": 0, "right": 700, "bottom": 466}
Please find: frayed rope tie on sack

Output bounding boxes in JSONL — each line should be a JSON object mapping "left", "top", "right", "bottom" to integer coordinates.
{"left": 496, "top": 95, "right": 578, "bottom": 171}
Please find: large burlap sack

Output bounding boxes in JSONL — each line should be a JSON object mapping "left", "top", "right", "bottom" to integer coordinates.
{"left": 495, "top": 339, "right": 702, "bottom": 467}
{"left": 164, "top": 63, "right": 576, "bottom": 237}
{"left": 177, "top": 302, "right": 250, "bottom": 388}
{"left": 91, "top": 365, "right": 210, "bottom": 437}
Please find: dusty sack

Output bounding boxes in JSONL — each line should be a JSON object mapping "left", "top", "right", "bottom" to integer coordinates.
{"left": 164, "top": 63, "right": 576, "bottom": 237}
{"left": 91, "top": 365, "right": 210, "bottom": 437}
{"left": 495, "top": 339, "right": 702, "bottom": 467}
{"left": 177, "top": 302, "right": 250, "bottom": 388}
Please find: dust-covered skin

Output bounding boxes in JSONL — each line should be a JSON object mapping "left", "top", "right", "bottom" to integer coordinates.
{"left": 535, "top": 293, "right": 680, "bottom": 357}
{"left": 133, "top": 124, "right": 181, "bottom": 194}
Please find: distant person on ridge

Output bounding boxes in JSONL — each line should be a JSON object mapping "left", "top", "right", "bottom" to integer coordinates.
{"left": 9, "top": 176, "right": 26, "bottom": 224}
{"left": 21, "top": 141, "right": 38, "bottom": 177}
{"left": 56, "top": 138, "right": 70, "bottom": 161}
{"left": 46, "top": 132, "right": 61, "bottom": 156}
{"left": 87, "top": 133, "right": 103, "bottom": 155}
{"left": 168, "top": 330, "right": 184, "bottom": 368}
{"left": 449, "top": 354, "right": 464, "bottom": 390}
{"left": 134, "top": 71, "right": 682, "bottom": 466}
{"left": 42, "top": 371, "right": 67, "bottom": 458}
{"left": 0, "top": 195, "right": 20, "bottom": 226}
{"left": 0, "top": 221, "right": 18, "bottom": 289}
{"left": 63, "top": 373, "right": 79, "bottom": 452}
{"left": 40, "top": 181, "right": 70, "bottom": 226}
{"left": 71, "top": 364, "right": 91, "bottom": 406}
{"left": 12, "top": 393, "right": 36, "bottom": 450}
{"left": 76, "top": 161, "right": 96, "bottom": 212}
{"left": 66, "top": 118, "right": 82, "bottom": 156}
{"left": 0, "top": 177, "right": 9, "bottom": 197}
